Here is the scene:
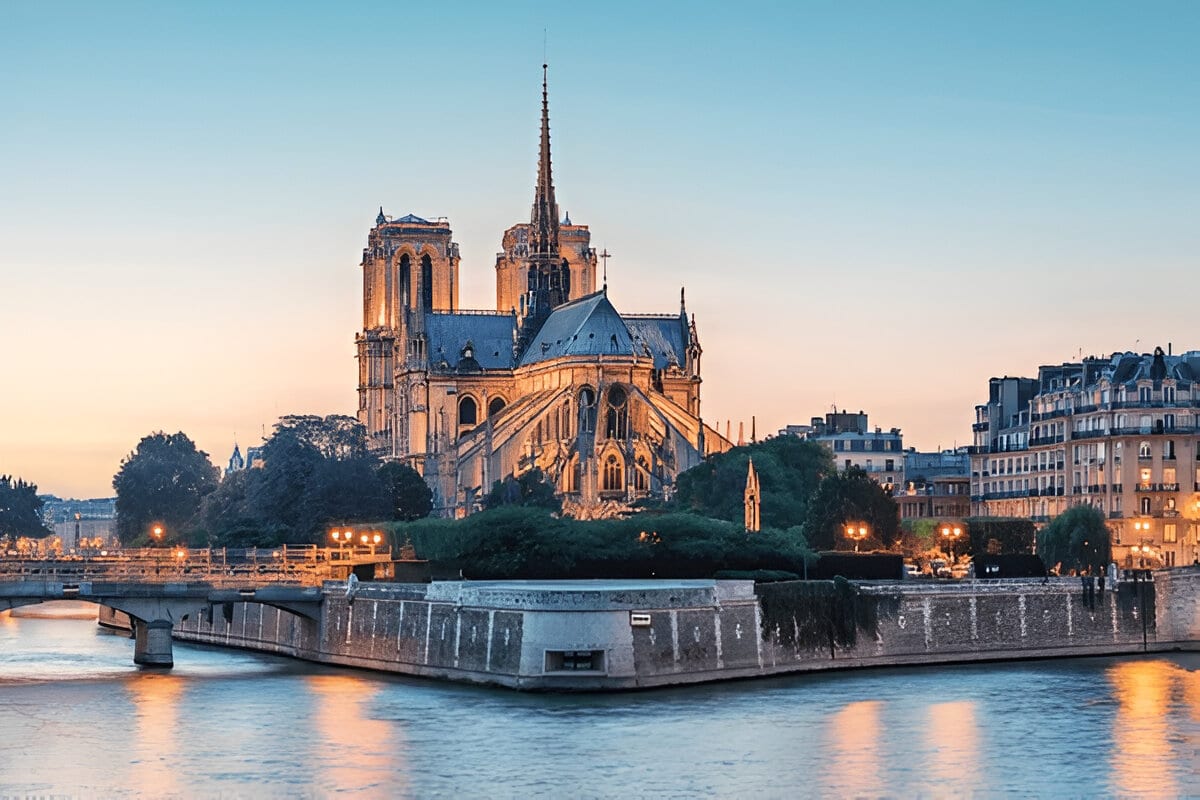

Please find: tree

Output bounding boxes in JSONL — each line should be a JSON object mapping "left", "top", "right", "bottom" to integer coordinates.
{"left": 0, "top": 476, "right": 50, "bottom": 539}
{"left": 1036, "top": 505, "right": 1111, "bottom": 575}
{"left": 673, "top": 437, "right": 833, "bottom": 529}
{"left": 236, "top": 415, "right": 389, "bottom": 545}
{"left": 378, "top": 462, "right": 433, "bottom": 521}
{"left": 801, "top": 467, "right": 900, "bottom": 551}
{"left": 112, "top": 432, "right": 218, "bottom": 544}
{"left": 484, "top": 468, "right": 561, "bottom": 513}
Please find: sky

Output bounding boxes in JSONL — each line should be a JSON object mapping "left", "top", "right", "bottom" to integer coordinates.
{"left": 2, "top": 1, "right": 1198, "bottom": 499}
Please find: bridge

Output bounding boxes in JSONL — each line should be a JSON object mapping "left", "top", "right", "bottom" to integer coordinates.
{"left": 0, "top": 547, "right": 384, "bottom": 668}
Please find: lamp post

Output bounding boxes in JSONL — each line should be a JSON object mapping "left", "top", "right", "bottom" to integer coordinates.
{"left": 329, "top": 529, "right": 348, "bottom": 560}
{"left": 940, "top": 524, "right": 963, "bottom": 562}
{"left": 372, "top": 532, "right": 383, "bottom": 557}
{"left": 844, "top": 522, "right": 869, "bottom": 552}
{"left": 1132, "top": 520, "right": 1152, "bottom": 568}
{"left": 151, "top": 525, "right": 164, "bottom": 576}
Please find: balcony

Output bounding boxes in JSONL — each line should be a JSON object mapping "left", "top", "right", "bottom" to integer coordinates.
{"left": 1108, "top": 510, "right": 1124, "bottom": 519}
{"left": 1070, "top": 429, "right": 1110, "bottom": 441}
{"left": 1136, "top": 483, "right": 1181, "bottom": 492}
{"left": 1029, "top": 436, "right": 1065, "bottom": 447}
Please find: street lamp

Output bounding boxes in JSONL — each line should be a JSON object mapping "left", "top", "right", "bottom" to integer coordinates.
{"left": 844, "top": 522, "right": 869, "bottom": 552}
{"left": 940, "top": 524, "right": 963, "bottom": 562}
{"left": 372, "top": 532, "right": 383, "bottom": 556}
{"left": 329, "top": 529, "right": 348, "bottom": 559}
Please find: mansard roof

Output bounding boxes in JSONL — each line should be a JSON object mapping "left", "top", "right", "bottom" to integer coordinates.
{"left": 519, "top": 291, "right": 635, "bottom": 366}
{"left": 625, "top": 316, "right": 687, "bottom": 369}
{"left": 426, "top": 312, "right": 516, "bottom": 371}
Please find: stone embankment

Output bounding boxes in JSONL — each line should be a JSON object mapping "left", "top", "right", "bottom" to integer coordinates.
{"left": 165, "top": 567, "right": 1200, "bottom": 690}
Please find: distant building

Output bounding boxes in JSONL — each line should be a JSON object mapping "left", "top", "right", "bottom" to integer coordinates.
{"left": 225, "top": 443, "right": 245, "bottom": 476}
{"left": 38, "top": 496, "right": 116, "bottom": 550}
{"left": 970, "top": 346, "right": 1200, "bottom": 568}
{"left": 782, "top": 410, "right": 904, "bottom": 492}
{"left": 897, "top": 449, "right": 971, "bottom": 522}
{"left": 224, "top": 443, "right": 265, "bottom": 477}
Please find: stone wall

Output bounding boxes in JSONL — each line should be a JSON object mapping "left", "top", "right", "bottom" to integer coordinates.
{"left": 171, "top": 571, "right": 1200, "bottom": 691}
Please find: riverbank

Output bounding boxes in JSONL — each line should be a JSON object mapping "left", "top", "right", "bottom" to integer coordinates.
{"left": 167, "top": 568, "right": 1200, "bottom": 690}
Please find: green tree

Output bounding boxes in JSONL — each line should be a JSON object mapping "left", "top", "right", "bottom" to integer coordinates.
{"left": 112, "top": 432, "right": 218, "bottom": 544}
{"left": 484, "top": 468, "right": 561, "bottom": 513}
{"left": 1036, "top": 505, "right": 1111, "bottom": 574}
{"left": 0, "top": 476, "right": 50, "bottom": 539}
{"left": 238, "top": 415, "right": 388, "bottom": 545}
{"left": 673, "top": 437, "right": 832, "bottom": 529}
{"left": 378, "top": 462, "right": 433, "bottom": 521}
{"left": 801, "top": 467, "right": 900, "bottom": 551}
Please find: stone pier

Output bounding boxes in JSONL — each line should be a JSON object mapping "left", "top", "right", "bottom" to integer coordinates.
{"left": 133, "top": 619, "right": 175, "bottom": 667}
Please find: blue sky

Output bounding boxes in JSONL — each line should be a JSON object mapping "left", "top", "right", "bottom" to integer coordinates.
{"left": 2, "top": 1, "right": 1197, "bottom": 497}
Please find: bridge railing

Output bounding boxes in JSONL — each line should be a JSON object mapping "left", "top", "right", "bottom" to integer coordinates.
{"left": 0, "top": 544, "right": 391, "bottom": 587}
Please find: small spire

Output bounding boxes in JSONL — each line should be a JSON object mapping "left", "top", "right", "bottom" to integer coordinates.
{"left": 376, "top": 206, "right": 387, "bottom": 225}
{"left": 680, "top": 286, "right": 686, "bottom": 315}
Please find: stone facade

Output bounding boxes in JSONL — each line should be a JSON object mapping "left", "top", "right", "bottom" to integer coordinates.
{"left": 355, "top": 69, "right": 729, "bottom": 516}
{"left": 171, "top": 570, "right": 1200, "bottom": 691}
{"left": 970, "top": 347, "right": 1200, "bottom": 568}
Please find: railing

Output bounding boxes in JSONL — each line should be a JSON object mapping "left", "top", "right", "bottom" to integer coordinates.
{"left": 0, "top": 546, "right": 391, "bottom": 586}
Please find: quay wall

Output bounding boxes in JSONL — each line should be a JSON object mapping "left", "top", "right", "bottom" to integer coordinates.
{"left": 171, "top": 569, "right": 1200, "bottom": 690}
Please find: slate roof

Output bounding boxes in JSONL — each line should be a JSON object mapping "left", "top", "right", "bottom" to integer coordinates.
{"left": 426, "top": 312, "right": 516, "bottom": 370}
{"left": 626, "top": 316, "right": 687, "bottom": 369}
{"left": 519, "top": 291, "right": 635, "bottom": 367}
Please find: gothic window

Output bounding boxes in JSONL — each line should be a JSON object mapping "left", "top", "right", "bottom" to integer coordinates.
{"left": 606, "top": 385, "right": 628, "bottom": 439}
{"left": 399, "top": 254, "right": 412, "bottom": 309}
{"left": 634, "top": 459, "right": 648, "bottom": 492}
{"left": 458, "top": 396, "right": 478, "bottom": 428}
{"left": 421, "top": 255, "right": 434, "bottom": 311}
{"left": 488, "top": 397, "right": 507, "bottom": 418}
{"left": 578, "top": 387, "right": 597, "bottom": 433}
{"left": 561, "top": 259, "right": 570, "bottom": 297}
{"left": 562, "top": 400, "right": 570, "bottom": 438}
{"left": 604, "top": 455, "right": 623, "bottom": 491}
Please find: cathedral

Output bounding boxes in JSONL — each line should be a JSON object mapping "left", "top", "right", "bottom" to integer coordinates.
{"left": 355, "top": 67, "right": 731, "bottom": 516}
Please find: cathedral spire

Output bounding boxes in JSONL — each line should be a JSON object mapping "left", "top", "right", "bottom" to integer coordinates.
{"left": 530, "top": 63, "right": 560, "bottom": 259}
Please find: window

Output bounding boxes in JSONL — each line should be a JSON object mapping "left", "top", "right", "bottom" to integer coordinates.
{"left": 1165, "top": 440, "right": 1176, "bottom": 459}
{"left": 420, "top": 254, "right": 434, "bottom": 310}
{"left": 1139, "top": 386, "right": 1152, "bottom": 403}
{"left": 1164, "top": 386, "right": 1176, "bottom": 403}
{"left": 885, "top": 459, "right": 894, "bottom": 471}
{"left": 603, "top": 455, "right": 623, "bottom": 491}
{"left": 1139, "top": 442, "right": 1151, "bottom": 459}
{"left": 578, "top": 388, "right": 597, "bottom": 433}
{"left": 605, "top": 385, "right": 629, "bottom": 439}
{"left": 488, "top": 396, "right": 507, "bottom": 418}
{"left": 457, "top": 396, "right": 477, "bottom": 428}
{"left": 1141, "top": 496, "right": 1151, "bottom": 515}
{"left": 1164, "top": 523, "right": 1177, "bottom": 543}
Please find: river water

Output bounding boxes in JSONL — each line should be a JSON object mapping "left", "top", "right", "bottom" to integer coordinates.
{"left": 0, "top": 603, "right": 1197, "bottom": 798}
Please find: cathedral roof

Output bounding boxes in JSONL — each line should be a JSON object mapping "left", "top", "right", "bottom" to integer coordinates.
{"left": 625, "top": 316, "right": 687, "bottom": 369}
{"left": 519, "top": 291, "right": 635, "bottom": 366}
{"left": 426, "top": 312, "right": 517, "bottom": 370}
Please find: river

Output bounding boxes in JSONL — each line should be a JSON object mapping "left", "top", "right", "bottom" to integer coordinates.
{"left": 0, "top": 602, "right": 1197, "bottom": 798}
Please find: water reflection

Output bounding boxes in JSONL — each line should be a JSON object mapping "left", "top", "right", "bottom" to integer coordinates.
{"left": 127, "top": 674, "right": 184, "bottom": 797}
{"left": 926, "top": 701, "right": 977, "bottom": 794}
{"left": 309, "top": 673, "right": 408, "bottom": 797}
{"left": 1108, "top": 660, "right": 1187, "bottom": 798}
{"left": 825, "top": 700, "right": 883, "bottom": 797}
